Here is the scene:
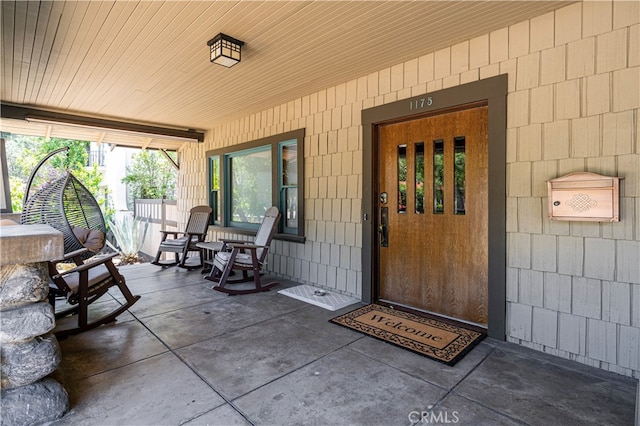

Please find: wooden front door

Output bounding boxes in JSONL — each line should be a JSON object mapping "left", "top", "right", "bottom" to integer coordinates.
{"left": 377, "top": 104, "right": 489, "bottom": 326}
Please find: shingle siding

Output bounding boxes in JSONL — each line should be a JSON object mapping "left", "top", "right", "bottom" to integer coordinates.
{"left": 178, "top": 1, "right": 639, "bottom": 378}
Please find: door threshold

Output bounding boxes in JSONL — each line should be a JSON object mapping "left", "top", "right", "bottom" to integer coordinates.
{"left": 377, "top": 299, "right": 487, "bottom": 334}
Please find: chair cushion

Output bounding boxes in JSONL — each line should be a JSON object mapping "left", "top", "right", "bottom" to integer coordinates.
{"left": 62, "top": 264, "right": 112, "bottom": 294}
{"left": 85, "top": 229, "right": 105, "bottom": 252}
{"left": 72, "top": 226, "right": 105, "bottom": 252}
{"left": 160, "top": 236, "right": 189, "bottom": 246}
{"left": 72, "top": 226, "right": 91, "bottom": 243}
{"left": 215, "top": 251, "right": 254, "bottom": 266}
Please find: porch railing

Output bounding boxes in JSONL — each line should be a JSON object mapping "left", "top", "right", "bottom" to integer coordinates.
{"left": 133, "top": 199, "right": 178, "bottom": 257}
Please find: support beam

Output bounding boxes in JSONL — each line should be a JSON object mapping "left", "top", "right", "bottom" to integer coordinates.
{"left": 1, "top": 103, "right": 205, "bottom": 143}
{"left": 95, "top": 131, "right": 105, "bottom": 145}
{"left": 141, "top": 137, "right": 153, "bottom": 150}
{"left": 160, "top": 149, "right": 179, "bottom": 170}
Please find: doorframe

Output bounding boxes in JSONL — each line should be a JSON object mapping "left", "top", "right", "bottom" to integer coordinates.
{"left": 361, "top": 74, "right": 507, "bottom": 340}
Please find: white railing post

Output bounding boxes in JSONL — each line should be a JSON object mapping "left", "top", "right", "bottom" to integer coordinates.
{"left": 133, "top": 199, "right": 178, "bottom": 258}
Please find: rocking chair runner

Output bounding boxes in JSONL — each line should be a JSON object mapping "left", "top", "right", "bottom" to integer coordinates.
{"left": 48, "top": 248, "right": 141, "bottom": 337}
{"left": 151, "top": 205, "right": 212, "bottom": 269}
{"left": 205, "top": 206, "right": 281, "bottom": 295}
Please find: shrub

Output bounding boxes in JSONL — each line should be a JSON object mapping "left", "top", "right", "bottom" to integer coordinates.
{"left": 106, "top": 215, "right": 149, "bottom": 264}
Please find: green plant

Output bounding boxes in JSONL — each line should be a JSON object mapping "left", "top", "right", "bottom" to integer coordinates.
{"left": 121, "top": 150, "right": 177, "bottom": 204}
{"left": 9, "top": 176, "right": 25, "bottom": 212}
{"left": 5, "top": 135, "right": 110, "bottom": 214}
{"left": 106, "top": 215, "right": 150, "bottom": 264}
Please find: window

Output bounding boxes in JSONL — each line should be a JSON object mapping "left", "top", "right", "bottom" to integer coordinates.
{"left": 415, "top": 142, "right": 424, "bottom": 214}
{"left": 397, "top": 145, "right": 407, "bottom": 213}
{"left": 279, "top": 140, "right": 299, "bottom": 234}
{"left": 207, "top": 129, "right": 305, "bottom": 240}
{"left": 87, "top": 143, "right": 105, "bottom": 167}
{"left": 433, "top": 139, "right": 444, "bottom": 214}
{"left": 209, "top": 155, "right": 221, "bottom": 224}
{"left": 228, "top": 146, "right": 272, "bottom": 228}
{"left": 453, "top": 137, "right": 466, "bottom": 215}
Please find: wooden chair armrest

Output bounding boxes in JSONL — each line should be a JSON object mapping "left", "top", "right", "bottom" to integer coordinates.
{"left": 159, "top": 230, "right": 182, "bottom": 237}
{"left": 228, "top": 243, "right": 268, "bottom": 250}
{"left": 55, "top": 253, "right": 119, "bottom": 278}
{"left": 220, "top": 238, "right": 251, "bottom": 245}
{"left": 218, "top": 239, "right": 249, "bottom": 251}
{"left": 50, "top": 248, "right": 90, "bottom": 264}
{"left": 184, "top": 232, "right": 206, "bottom": 239}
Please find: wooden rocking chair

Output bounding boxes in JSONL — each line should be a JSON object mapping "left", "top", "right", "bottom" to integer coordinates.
{"left": 48, "top": 249, "right": 141, "bottom": 337}
{"left": 205, "top": 206, "right": 281, "bottom": 295}
{"left": 151, "top": 205, "right": 212, "bottom": 269}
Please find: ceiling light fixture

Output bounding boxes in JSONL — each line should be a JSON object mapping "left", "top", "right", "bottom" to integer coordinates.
{"left": 207, "top": 33, "right": 244, "bottom": 68}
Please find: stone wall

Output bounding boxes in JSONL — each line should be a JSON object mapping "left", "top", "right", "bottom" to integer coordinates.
{"left": 0, "top": 223, "right": 68, "bottom": 425}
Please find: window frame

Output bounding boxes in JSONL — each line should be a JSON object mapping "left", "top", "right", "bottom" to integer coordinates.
{"left": 278, "top": 139, "right": 299, "bottom": 235}
{"left": 208, "top": 155, "right": 221, "bottom": 225}
{"left": 206, "top": 129, "right": 305, "bottom": 242}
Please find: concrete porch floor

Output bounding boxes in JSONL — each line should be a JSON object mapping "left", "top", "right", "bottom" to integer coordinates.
{"left": 49, "top": 262, "right": 638, "bottom": 426}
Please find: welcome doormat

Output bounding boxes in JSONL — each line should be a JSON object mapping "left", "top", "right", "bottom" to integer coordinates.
{"left": 330, "top": 304, "right": 485, "bottom": 366}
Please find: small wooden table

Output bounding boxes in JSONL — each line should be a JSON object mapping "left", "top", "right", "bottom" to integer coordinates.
{"left": 195, "top": 241, "right": 223, "bottom": 273}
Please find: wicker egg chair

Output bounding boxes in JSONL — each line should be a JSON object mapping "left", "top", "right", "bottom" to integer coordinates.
{"left": 20, "top": 148, "right": 141, "bottom": 336}
{"left": 20, "top": 147, "right": 106, "bottom": 259}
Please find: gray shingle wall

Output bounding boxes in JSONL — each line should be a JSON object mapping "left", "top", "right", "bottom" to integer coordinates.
{"left": 179, "top": 2, "right": 640, "bottom": 378}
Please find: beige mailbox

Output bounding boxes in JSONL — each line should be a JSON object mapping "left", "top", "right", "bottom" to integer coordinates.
{"left": 547, "top": 172, "right": 622, "bottom": 222}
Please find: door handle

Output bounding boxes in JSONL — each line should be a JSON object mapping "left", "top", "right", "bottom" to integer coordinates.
{"left": 379, "top": 207, "right": 388, "bottom": 247}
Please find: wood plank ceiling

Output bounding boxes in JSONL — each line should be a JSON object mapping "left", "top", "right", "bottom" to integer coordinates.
{"left": 1, "top": 1, "right": 575, "bottom": 151}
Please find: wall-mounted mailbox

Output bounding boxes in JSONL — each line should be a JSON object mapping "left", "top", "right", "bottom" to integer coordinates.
{"left": 547, "top": 172, "right": 622, "bottom": 222}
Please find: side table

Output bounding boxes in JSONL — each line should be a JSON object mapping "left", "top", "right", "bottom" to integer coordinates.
{"left": 195, "top": 241, "right": 223, "bottom": 274}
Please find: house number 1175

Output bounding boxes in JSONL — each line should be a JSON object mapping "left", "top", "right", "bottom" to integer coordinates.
{"left": 409, "top": 97, "right": 433, "bottom": 110}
